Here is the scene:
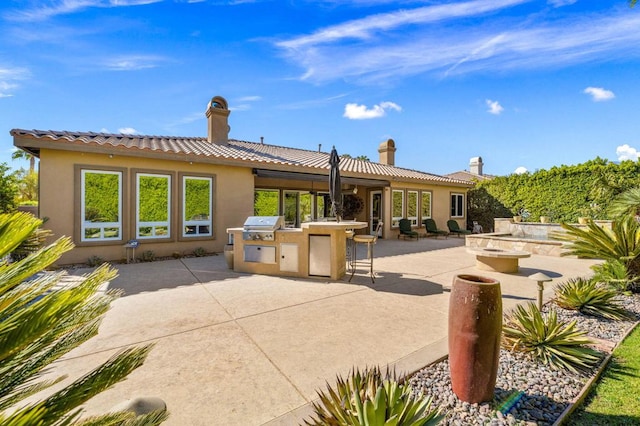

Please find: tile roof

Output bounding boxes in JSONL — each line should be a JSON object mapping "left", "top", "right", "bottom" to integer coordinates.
{"left": 445, "top": 170, "right": 494, "bottom": 182}
{"left": 11, "top": 129, "right": 471, "bottom": 186}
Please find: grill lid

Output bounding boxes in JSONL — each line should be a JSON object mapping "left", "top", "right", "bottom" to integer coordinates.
{"left": 243, "top": 216, "right": 284, "bottom": 231}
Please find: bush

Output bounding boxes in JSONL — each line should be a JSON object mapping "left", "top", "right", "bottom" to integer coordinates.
{"left": 0, "top": 212, "right": 168, "bottom": 424}
{"left": 303, "top": 366, "right": 441, "bottom": 426}
{"left": 193, "top": 247, "right": 207, "bottom": 257}
{"left": 502, "top": 303, "right": 601, "bottom": 373}
{"left": 87, "top": 255, "right": 104, "bottom": 267}
{"left": 554, "top": 277, "right": 630, "bottom": 320}
{"left": 591, "top": 260, "right": 633, "bottom": 292}
{"left": 140, "top": 250, "right": 156, "bottom": 262}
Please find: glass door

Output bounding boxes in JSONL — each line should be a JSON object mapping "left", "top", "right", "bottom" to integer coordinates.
{"left": 370, "top": 190, "right": 382, "bottom": 235}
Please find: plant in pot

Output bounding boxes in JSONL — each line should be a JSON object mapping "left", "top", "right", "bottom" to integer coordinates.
{"left": 513, "top": 208, "right": 530, "bottom": 223}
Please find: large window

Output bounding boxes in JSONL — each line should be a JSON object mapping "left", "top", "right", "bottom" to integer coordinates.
{"left": 137, "top": 173, "right": 171, "bottom": 239}
{"left": 421, "top": 191, "right": 432, "bottom": 221}
{"left": 451, "top": 193, "right": 464, "bottom": 218}
{"left": 407, "top": 191, "right": 418, "bottom": 226}
{"left": 81, "top": 170, "right": 122, "bottom": 242}
{"left": 254, "top": 189, "right": 280, "bottom": 216}
{"left": 392, "top": 190, "right": 404, "bottom": 228}
{"left": 183, "top": 176, "right": 212, "bottom": 237}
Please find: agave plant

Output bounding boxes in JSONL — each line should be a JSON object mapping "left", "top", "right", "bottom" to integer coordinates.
{"left": 591, "top": 259, "right": 634, "bottom": 292}
{"left": 554, "top": 277, "right": 630, "bottom": 320}
{"left": 0, "top": 212, "right": 168, "bottom": 425}
{"left": 554, "top": 216, "right": 640, "bottom": 292}
{"left": 304, "top": 366, "right": 441, "bottom": 426}
{"left": 502, "top": 303, "right": 601, "bottom": 374}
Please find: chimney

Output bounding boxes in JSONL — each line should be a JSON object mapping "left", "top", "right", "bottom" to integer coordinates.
{"left": 378, "top": 138, "right": 396, "bottom": 166}
{"left": 469, "top": 156, "right": 483, "bottom": 175}
{"left": 206, "top": 96, "right": 230, "bottom": 144}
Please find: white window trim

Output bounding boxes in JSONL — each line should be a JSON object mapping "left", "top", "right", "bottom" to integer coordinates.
{"left": 392, "top": 189, "right": 404, "bottom": 228}
{"left": 421, "top": 191, "right": 432, "bottom": 221}
{"left": 80, "top": 169, "right": 122, "bottom": 242}
{"left": 407, "top": 190, "right": 419, "bottom": 226}
{"left": 451, "top": 193, "right": 465, "bottom": 218}
{"left": 136, "top": 172, "right": 171, "bottom": 239}
{"left": 182, "top": 176, "right": 212, "bottom": 238}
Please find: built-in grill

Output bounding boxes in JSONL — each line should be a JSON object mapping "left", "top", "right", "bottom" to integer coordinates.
{"left": 242, "top": 216, "right": 285, "bottom": 241}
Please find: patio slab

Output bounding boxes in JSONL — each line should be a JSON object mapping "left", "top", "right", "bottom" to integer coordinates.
{"left": 45, "top": 239, "right": 600, "bottom": 425}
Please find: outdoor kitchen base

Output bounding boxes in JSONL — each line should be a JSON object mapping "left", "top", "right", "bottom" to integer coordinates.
{"left": 227, "top": 220, "right": 367, "bottom": 280}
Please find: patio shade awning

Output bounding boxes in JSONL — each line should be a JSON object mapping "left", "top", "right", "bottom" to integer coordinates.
{"left": 253, "top": 168, "right": 390, "bottom": 187}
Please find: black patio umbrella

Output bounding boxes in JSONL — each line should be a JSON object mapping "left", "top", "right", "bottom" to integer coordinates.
{"left": 329, "top": 146, "right": 343, "bottom": 222}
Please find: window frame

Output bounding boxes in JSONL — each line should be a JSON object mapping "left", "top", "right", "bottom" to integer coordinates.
{"left": 79, "top": 168, "right": 123, "bottom": 243}
{"left": 407, "top": 190, "right": 419, "bottom": 226}
{"left": 451, "top": 192, "right": 465, "bottom": 218}
{"left": 180, "top": 174, "right": 214, "bottom": 239}
{"left": 421, "top": 191, "right": 432, "bottom": 222}
{"left": 254, "top": 188, "right": 280, "bottom": 217}
{"left": 391, "top": 189, "right": 404, "bottom": 228}
{"left": 135, "top": 171, "right": 172, "bottom": 240}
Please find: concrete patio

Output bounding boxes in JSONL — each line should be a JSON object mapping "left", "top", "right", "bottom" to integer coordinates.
{"left": 48, "top": 237, "right": 599, "bottom": 425}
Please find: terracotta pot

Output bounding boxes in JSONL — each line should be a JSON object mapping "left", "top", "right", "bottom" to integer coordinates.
{"left": 448, "top": 274, "right": 502, "bottom": 403}
{"left": 539, "top": 216, "right": 550, "bottom": 224}
{"left": 512, "top": 216, "right": 522, "bottom": 223}
{"left": 578, "top": 217, "right": 590, "bottom": 225}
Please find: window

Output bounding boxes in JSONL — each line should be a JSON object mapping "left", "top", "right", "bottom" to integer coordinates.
{"left": 81, "top": 170, "right": 122, "bottom": 242}
{"left": 183, "top": 176, "right": 212, "bottom": 237}
{"left": 392, "top": 190, "right": 404, "bottom": 228}
{"left": 254, "top": 189, "right": 280, "bottom": 216}
{"left": 407, "top": 191, "right": 418, "bottom": 226}
{"left": 421, "top": 191, "right": 432, "bottom": 221}
{"left": 451, "top": 193, "right": 464, "bottom": 218}
{"left": 137, "top": 173, "right": 171, "bottom": 239}
{"left": 316, "top": 193, "right": 329, "bottom": 220}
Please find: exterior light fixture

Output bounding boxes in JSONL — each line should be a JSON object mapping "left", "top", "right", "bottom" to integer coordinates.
{"left": 528, "top": 272, "right": 552, "bottom": 310}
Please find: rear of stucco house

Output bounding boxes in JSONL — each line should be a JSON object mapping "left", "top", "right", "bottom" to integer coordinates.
{"left": 11, "top": 96, "right": 472, "bottom": 265}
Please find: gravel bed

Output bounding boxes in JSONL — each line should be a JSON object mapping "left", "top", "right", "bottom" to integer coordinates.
{"left": 408, "top": 293, "right": 640, "bottom": 425}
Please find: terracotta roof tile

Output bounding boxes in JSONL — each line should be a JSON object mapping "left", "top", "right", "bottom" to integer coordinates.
{"left": 11, "top": 129, "right": 471, "bottom": 186}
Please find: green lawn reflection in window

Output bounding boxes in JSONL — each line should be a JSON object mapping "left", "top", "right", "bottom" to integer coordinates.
{"left": 81, "top": 170, "right": 121, "bottom": 241}
{"left": 137, "top": 173, "right": 171, "bottom": 239}
{"left": 183, "top": 176, "right": 212, "bottom": 237}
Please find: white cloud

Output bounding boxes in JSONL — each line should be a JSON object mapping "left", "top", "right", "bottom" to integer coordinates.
{"left": 486, "top": 99, "right": 504, "bottom": 115}
{"left": 514, "top": 166, "right": 528, "bottom": 174}
{"left": 0, "top": 66, "right": 30, "bottom": 98}
{"left": 343, "top": 101, "right": 402, "bottom": 120}
{"left": 583, "top": 86, "right": 615, "bottom": 102}
{"left": 616, "top": 144, "right": 640, "bottom": 161}
{"left": 6, "top": 0, "right": 163, "bottom": 22}
{"left": 275, "top": 2, "right": 640, "bottom": 84}
{"left": 102, "top": 55, "right": 165, "bottom": 71}
{"left": 118, "top": 127, "right": 139, "bottom": 134}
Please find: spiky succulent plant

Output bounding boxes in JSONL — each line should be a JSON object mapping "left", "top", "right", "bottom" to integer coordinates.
{"left": 554, "top": 277, "right": 630, "bottom": 320}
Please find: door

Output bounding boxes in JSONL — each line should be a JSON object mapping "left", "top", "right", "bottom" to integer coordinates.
{"left": 309, "top": 235, "right": 331, "bottom": 277}
{"left": 370, "top": 190, "right": 382, "bottom": 236}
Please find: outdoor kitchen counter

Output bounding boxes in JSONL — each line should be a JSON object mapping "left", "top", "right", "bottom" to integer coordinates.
{"left": 227, "top": 221, "right": 367, "bottom": 280}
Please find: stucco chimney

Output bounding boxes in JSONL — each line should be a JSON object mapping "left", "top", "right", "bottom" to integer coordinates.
{"left": 206, "top": 96, "right": 230, "bottom": 144}
{"left": 378, "top": 138, "right": 396, "bottom": 166}
{"left": 470, "top": 156, "right": 483, "bottom": 175}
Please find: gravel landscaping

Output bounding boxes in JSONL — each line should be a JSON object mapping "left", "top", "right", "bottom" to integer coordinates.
{"left": 408, "top": 294, "right": 640, "bottom": 426}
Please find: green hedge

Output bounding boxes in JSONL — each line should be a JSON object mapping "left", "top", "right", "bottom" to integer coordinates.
{"left": 469, "top": 158, "right": 640, "bottom": 230}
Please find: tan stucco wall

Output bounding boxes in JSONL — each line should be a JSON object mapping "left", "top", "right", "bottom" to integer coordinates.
{"left": 38, "top": 148, "right": 254, "bottom": 265}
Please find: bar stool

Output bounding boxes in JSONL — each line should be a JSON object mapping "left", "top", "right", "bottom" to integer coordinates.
{"left": 349, "top": 222, "right": 383, "bottom": 283}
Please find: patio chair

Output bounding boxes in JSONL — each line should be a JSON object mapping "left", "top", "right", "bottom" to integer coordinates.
{"left": 423, "top": 219, "right": 449, "bottom": 239}
{"left": 349, "top": 221, "right": 383, "bottom": 283}
{"left": 397, "top": 218, "right": 419, "bottom": 240}
{"left": 447, "top": 220, "right": 472, "bottom": 237}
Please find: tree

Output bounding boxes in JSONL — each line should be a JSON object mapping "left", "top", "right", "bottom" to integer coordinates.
{"left": 0, "top": 163, "right": 18, "bottom": 213}
{"left": 0, "top": 212, "right": 168, "bottom": 425}
{"left": 12, "top": 149, "right": 36, "bottom": 174}
{"left": 13, "top": 168, "right": 38, "bottom": 204}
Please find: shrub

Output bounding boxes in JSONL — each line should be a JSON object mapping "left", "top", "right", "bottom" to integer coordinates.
{"left": 502, "top": 303, "right": 601, "bottom": 374}
{"left": 554, "top": 277, "right": 630, "bottom": 320}
{"left": 87, "top": 255, "right": 104, "bottom": 267}
{"left": 193, "top": 247, "right": 207, "bottom": 257}
{"left": 303, "top": 366, "right": 441, "bottom": 426}
{"left": 591, "top": 260, "right": 633, "bottom": 292}
{"left": 0, "top": 212, "right": 168, "bottom": 424}
{"left": 172, "top": 251, "right": 183, "bottom": 259}
{"left": 140, "top": 250, "right": 156, "bottom": 262}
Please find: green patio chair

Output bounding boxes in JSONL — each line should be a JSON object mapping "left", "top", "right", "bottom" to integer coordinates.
{"left": 447, "top": 220, "right": 472, "bottom": 237}
{"left": 398, "top": 218, "right": 419, "bottom": 240}
{"left": 423, "top": 219, "right": 448, "bottom": 239}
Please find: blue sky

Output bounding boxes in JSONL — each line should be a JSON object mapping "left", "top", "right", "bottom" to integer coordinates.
{"left": 1, "top": 0, "right": 639, "bottom": 176}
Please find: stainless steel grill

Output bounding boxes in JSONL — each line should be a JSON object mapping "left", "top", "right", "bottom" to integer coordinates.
{"left": 242, "top": 216, "right": 284, "bottom": 241}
